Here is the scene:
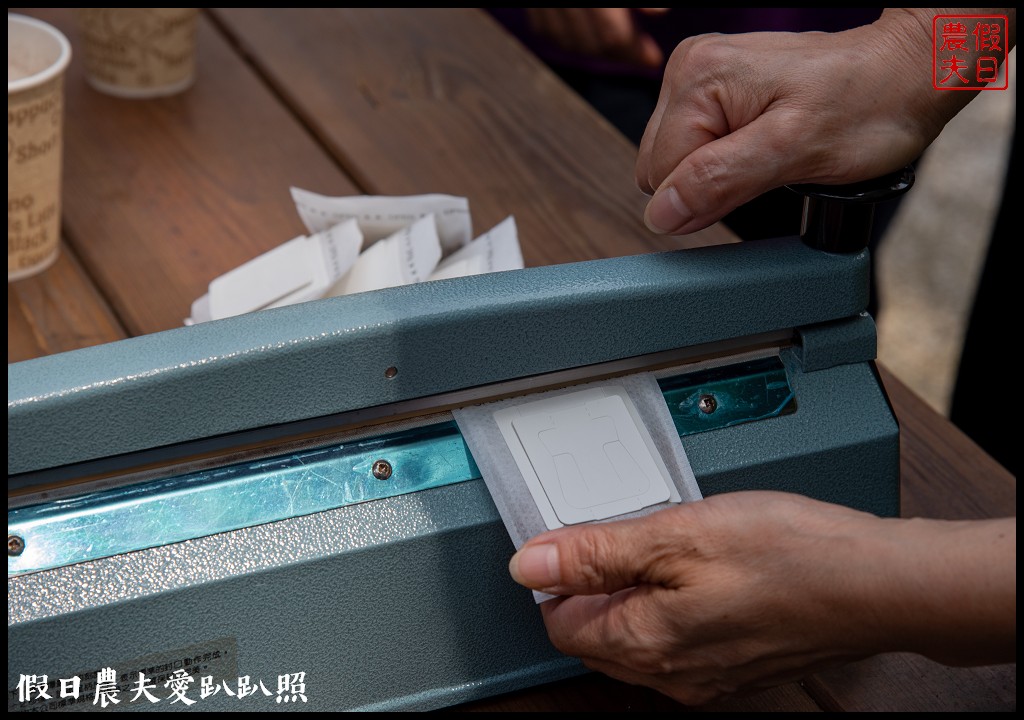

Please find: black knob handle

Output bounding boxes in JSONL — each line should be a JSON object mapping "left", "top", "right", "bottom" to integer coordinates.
{"left": 787, "top": 166, "right": 914, "bottom": 254}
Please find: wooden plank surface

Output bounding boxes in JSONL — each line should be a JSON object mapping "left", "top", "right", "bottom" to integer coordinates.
{"left": 454, "top": 674, "right": 822, "bottom": 713}
{"left": 883, "top": 366, "right": 1016, "bottom": 522}
{"left": 19, "top": 8, "right": 362, "bottom": 336}
{"left": 209, "top": 7, "right": 737, "bottom": 270}
{"left": 7, "top": 242, "right": 125, "bottom": 362}
{"left": 806, "top": 653, "right": 1015, "bottom": 712}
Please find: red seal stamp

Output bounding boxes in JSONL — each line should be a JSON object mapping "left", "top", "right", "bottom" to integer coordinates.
{"left": 933, "top": 15, "right": 1009, "bottom": 90}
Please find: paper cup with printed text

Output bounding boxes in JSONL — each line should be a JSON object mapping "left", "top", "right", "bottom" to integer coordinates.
{"left": 8, "top": 14, "right": 71, "bottom": 282}
{"left": 77, "top": 8, "right": 199, "bottom": 99}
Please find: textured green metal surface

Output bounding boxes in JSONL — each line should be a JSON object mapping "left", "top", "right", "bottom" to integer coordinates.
{"left": 691, "top": 359, "right": 899, "bottom": 517}
{"left": 7, "top": 241, "right": 896, "bottom": 711}
{"left": 787, "top": 314, "right": 878, "bottom": 372}
{"left": 8, "top": 482, "right": 586, "bottom": 712}
{"left": 10, "top": 360, "right": 796, "bottom": 576}
{"left": 8, "top": 238, "right": 868, "bottom": 476}
{"left": 8, "top": 357, "right": 898, "bottom": 711}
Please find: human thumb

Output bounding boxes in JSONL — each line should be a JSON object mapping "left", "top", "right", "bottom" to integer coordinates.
{"left": 644, "top": 117, "right": 801, "bottom": 236}
{"left": 508, "top": 511, "right": 675, "bottom": 595}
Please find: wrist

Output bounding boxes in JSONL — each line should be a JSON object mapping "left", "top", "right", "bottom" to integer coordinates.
{"left": 875, "top": 10, "right": 970, "bottom": 142}
{"left": 855, "top": 516, "right": 1016, "bottom": 665}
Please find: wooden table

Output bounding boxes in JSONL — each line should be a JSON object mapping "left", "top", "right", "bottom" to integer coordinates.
{"left": 8, "top": 8, "right": 1015, "bottom": 712}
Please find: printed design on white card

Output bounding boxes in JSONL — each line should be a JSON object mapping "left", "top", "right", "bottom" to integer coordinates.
{"left": 495, "top": 386, "right": 674, "bottom": 529}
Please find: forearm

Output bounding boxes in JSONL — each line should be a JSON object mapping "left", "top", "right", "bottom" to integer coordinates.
{"left": 861, "top": 515, "right": 1016, "bottom": 665}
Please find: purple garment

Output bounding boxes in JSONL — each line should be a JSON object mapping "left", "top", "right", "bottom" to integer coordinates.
{"left": 488, "top": 8, "right": 883, "bottom": 78}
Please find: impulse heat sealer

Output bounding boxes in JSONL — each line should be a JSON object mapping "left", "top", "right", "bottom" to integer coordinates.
{"left": 8, "top": 174, "right": 910, "bottom": 711}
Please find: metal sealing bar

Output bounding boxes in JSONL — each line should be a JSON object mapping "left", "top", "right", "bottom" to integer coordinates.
{"left": 8, "top": 358, "right": 793, "bottom": 576}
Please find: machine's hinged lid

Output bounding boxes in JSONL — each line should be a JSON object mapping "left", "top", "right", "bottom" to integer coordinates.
{"left": 8, "top": 237, "right": 867, "bottom": 478}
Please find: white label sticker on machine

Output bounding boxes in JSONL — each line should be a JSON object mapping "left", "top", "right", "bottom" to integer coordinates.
{"left": 495, "top": 386, "right": 678, "bottom": 530}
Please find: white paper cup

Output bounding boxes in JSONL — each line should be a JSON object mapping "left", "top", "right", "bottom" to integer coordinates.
{"left": 77, "top": 8, "right": 198, "bottom": 99}
{"left": 8, "top": 14, "right": 71, "bottom": 282}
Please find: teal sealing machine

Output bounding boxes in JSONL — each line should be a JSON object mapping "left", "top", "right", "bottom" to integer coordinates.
{"left": 8, "top": 172, "right": 911, "bottom": 711}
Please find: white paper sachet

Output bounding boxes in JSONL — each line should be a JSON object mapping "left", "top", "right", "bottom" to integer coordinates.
{"left": 453, "top": 374, "right": 702, "bottom": 604}
{"left": 185, "top": 294, "right": 212, "bottom": 325}
{"left": 290, "top": 187, "right": 472, "bottom": 254}
{"left": 327, "top": 214, "right": 443, "bottom": 297}
{"left": 185, "top": 218, "right": 363, "bottom": 324}
{"left": 314, "top": 220, "right": 366, "bottom": 287}
{"left": 428, "top": 216, "right": 524, "bottom": 281}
